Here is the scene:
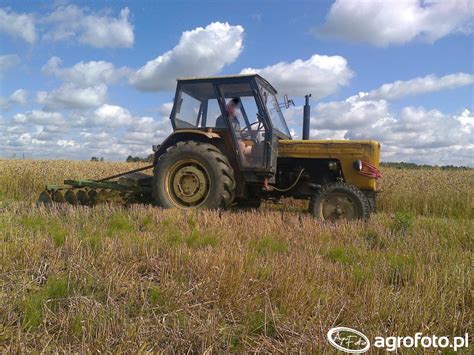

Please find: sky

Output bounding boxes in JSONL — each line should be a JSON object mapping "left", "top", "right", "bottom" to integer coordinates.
{"left": 0, "top": 0, "right": 473, "bottom": 166}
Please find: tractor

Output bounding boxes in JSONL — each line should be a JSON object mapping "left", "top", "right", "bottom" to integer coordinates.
{"left": 39, "top": 74, "right": 381, "bottom": 220}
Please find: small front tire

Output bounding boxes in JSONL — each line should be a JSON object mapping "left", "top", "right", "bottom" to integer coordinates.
{"left": 309, "top": 182, "right": 370, "bottom": 221}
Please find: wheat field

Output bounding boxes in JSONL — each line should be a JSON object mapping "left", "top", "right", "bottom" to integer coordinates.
{"left": 0, "top": 159, "right": 472, "bottom": 352}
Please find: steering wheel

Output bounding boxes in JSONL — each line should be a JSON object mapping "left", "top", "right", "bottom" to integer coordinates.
{"left": 240, "top": 120, "right": 263, "bottom": 141}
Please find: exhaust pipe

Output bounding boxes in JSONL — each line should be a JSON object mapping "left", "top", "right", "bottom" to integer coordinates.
{"left": 302, "top": 94, "right": 311, "bottom": 140}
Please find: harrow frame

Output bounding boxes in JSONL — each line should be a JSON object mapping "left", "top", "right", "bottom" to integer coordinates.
{"left": 38, "top": 164, "right": 154, "bottom": 205}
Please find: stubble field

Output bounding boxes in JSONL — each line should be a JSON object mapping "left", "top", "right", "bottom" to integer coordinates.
{"left": 0, "top": 159, "right": 472, "bottom": 352}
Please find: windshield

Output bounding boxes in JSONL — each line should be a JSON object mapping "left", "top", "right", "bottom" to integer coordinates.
{"left": 260, "top": 86, "right": 291, "bottom": 138}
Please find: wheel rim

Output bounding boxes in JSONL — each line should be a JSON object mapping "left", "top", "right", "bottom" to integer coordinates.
{"left": 320, "top": 192, "right": 360, "bottom": 220}
{"left": 166, "top": 159, "right": 210, "bottom": 207}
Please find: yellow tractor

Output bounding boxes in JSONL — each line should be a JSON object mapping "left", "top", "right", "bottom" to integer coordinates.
{"left": 39, "top": 74, "right": 381, "bottom": 220}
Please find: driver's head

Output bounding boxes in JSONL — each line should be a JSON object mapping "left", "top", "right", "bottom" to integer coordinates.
{"left": 226, "top": 98, "right": 239, "bottom": 117}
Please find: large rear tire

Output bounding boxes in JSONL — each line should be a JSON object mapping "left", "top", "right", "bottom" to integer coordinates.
{"left": 309, "top": 182, "right": 370, "bottom": 221}
{"left": 152, "top": 141, "right": 235, "bottom": 209}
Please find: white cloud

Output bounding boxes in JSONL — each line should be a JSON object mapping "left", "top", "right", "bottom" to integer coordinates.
{"left": 0, "top": 89, "right": 28, "bottom": 110}
{"left": 240, "top": 54, "right": 353, "bottom": 98}
{"left": 93, "top": 104, "right": 134, "bottom": 127}
{"left": 37, "top": 83, "right": 107, "bottom": 110}
{"left": 0, "top": 54, "right": 20, "bottom": 76}
{"left": 365, "top": 73, "right": 474, "bottom": 101}
{"left": 2, "top": 103, "right": 173, "bottom": 160}
{"left": 0, "top": 8, "right": 36, "bottom": 43}
{"left": 312, "top": 93, "right": 392, "bottom": 130}
{"left": 131, "top": 22, "right": 244, "bottom": 91}
{"left": 42, "top": 56, "right": 130, "bottom": 87}
{"left": 278, "top": 72, "right": 474, "bottom": 165}
{"left": 44, "top": 5, "right": 134, "bottom": 48}
{"left": 13, "top": 110, "right": 65, "bottom": 126}
{"left": 302, "top": 94, "right": 473, "bottom": 165}
{"left": 317, "top": 0, "right": 474, "bottom": 46}
{"left": 456, "top": 109, "right": 474, "bottom": 135}
{"left": 345, "top": 106, "right": 469, "bottom": 150}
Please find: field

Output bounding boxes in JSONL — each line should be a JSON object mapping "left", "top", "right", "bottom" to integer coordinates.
{"left": 0, "top": 159, "right": 472, "bottom": 352}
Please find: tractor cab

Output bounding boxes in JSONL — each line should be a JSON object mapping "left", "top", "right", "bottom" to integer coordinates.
{"left": 168, "top": 75, "right": 291, "bottom": 177}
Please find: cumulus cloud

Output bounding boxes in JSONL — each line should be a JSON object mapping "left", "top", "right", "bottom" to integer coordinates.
{"left": 37, "top": 83, "right": 107, "bottom": 110}
{"left": 131, "top": 22, "right": 244, "bottom": 91}
{"left": 0, "top": 8, "right": 36, "bottom": 43}
{"left": 44, "top": 5, "right": 134, "bottom": 48}
{"left": 13, "top": 110, "right": 65, "bottom": 126}
{"left": 312, "top": 94, "right": 392, "bottom": 130}
{"left": 301, "top": 94, "right": 473, "bottom": 165}
{"left": 93, "top": 104, "right": 134, "bottom": 127}
{"left": 278, "top": 72, "right": 474, "bottom": 166}
{"left": 365, "top": 73, "right": 474, "bottom": 101}
{"left": 42, "top": 56, "right": 130, "bottom": 87}
{"left": 0, "top": 54, "right": 20, "bottom": 76}
{"left": 240, "top": 54, "right": 353, "bottom": 98}
{"left": 317, "top": 0, "right": 474, "bottom": 46}
{"left": 0, "top": 89, "right": 28, "bottom": 110}
{"left": 456, "top": 109, "right": 474, "bottom": 135}
{"left": 3, "top": 103, "right": 173, "bottom": 160}
{"left": 345, "top": 106, "right": 468, "bottom": 149}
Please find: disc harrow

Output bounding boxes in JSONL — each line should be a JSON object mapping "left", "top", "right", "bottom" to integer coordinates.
{"left": 37, "top": 165, "right": 154, "bottom": 207}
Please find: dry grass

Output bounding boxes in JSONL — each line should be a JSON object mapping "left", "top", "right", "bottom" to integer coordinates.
{"left": 0, "top": 159, "right": 472, "bottom": 352}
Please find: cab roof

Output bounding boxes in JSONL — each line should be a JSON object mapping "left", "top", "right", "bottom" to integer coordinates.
{"left": 176, "top": 74, "right": 277, "bottom": 95}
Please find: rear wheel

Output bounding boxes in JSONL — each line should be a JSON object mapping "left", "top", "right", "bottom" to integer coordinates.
{"left": 152, "top": 141, "right": 235, "bottom": 209}
{"left": 309, "top": 182, "right": 370, "bottom": 221}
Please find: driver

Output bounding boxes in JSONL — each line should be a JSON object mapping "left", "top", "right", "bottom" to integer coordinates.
{"left": 216, "top": 98, "right": 240, "bottom": 132}
{"left": 216, "top": 98, "right": 252, "bottom": 158}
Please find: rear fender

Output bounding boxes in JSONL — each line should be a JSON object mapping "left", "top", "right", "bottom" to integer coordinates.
{"left": 153, "top": 130, "right": 221, "bottom": 164}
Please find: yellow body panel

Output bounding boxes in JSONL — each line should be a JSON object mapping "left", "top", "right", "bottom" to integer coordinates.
{"left": 278, "top": 140, "right": 381, "bottom": 190}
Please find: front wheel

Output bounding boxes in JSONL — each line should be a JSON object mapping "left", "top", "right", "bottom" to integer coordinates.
{"left": 152, "top": 141, "right": 235, "bottom": 209}
{"left": 309, "top": 182, "right": 370, "bottom": 221}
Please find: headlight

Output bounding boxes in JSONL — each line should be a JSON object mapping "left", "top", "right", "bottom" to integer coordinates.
{"left": 353, "top": 160, "right": 363, "bottom": 171}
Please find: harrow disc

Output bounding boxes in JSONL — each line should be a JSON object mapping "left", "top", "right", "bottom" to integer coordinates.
{"left": 53, "top": 190, "right": 66, "bottom": 203}
{"left": 37, "top": 190, "right": 52, "bottom": 206}
{"left": 88, "top": 190, "right": 98, "bottom": 205}
{"left": 65, "top": 190, "right": 78, "bottom": 205}
{"left": 76, "top": 190, "right": 90, "bottom": 205}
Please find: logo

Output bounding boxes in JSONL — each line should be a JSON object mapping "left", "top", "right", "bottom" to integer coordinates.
{"left": 327, "top": 327, "right": 371, "bottom": 353}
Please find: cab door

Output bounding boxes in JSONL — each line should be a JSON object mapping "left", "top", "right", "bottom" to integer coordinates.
{"left": 216, "top": 81, "right": 274, "bottom": 173}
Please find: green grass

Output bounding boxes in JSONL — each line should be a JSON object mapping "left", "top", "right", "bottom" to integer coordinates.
{"left": 249, "top": 235, "right": 288, "bottom": 255}
{"left": 326, "top": 246, "right": 355, "bottom": 265}
{"left": 23, "top": 276, "right": 71, "bottom": 328}
{"left": 107, "top": 213, "right": 133, "bottom": 235}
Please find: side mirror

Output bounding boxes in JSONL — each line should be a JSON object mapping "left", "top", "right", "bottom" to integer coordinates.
{"left": 283, "top": 94, "right": 295, "bottom": 108}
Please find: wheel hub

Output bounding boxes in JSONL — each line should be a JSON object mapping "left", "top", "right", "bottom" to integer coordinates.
{"left": 322, "top": 193, "right": 357, "bottom": 220}
{"left": 168, "top": 161, "right": 210, "bottom": 207}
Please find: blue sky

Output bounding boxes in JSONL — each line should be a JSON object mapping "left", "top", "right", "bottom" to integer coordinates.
{"left": 0, "top": 0, "right": 473, "bottom": 165}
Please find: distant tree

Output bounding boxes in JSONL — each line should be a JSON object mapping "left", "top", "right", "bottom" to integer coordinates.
{"left": 126, "top": 155, "right": 153, "bottom": 163}
{"left": 91, "top": 157, "right": 99, "bottom": 162}
{"left": 381, "top": 161, "right": 470, "bottom": 170}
